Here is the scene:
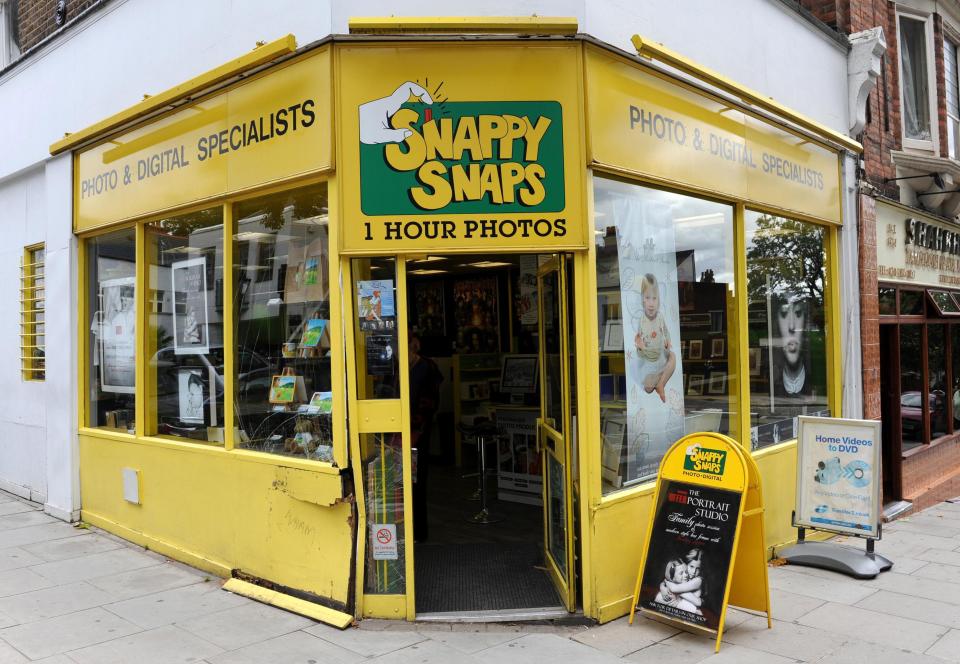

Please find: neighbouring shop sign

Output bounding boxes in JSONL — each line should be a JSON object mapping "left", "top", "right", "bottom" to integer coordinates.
{"left": 339, "top": 43, "right": 586, "bottom": 252}
{"left": 630, "top": 432, "right": 771, "bottom": 652}
{"left": 794, "top": 416, "right": 881, "bottom": 538}
{"left": 585, "top": 47, "right": 842, "bottom": 225}
{"left": 74, "top": 47, "right": 332, "bottom": 232}
{"left": 876, "top": 203, "right": 960, "bottom": 287}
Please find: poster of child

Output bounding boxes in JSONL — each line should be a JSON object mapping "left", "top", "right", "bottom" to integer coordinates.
{"left": 178, "top": 369, "right": 205, "bottom": 424}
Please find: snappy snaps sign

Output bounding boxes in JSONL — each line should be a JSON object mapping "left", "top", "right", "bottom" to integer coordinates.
{"left": 339, "top": 43, "right": 585, "bottom": 252}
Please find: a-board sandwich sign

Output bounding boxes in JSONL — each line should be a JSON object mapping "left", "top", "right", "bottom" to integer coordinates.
{"left": 630, "top": 432, "right": 771, "bottom": 651}
{"left": 794, "top": 416, "right": 882, "bottom": 538}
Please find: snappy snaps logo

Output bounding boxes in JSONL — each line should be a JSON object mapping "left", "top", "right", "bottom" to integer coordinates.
{"left": 683, "top": 444, "right": 727, "bottom": 476}
{"left": 358, "top": 81, "right": 565, "bottom": 219}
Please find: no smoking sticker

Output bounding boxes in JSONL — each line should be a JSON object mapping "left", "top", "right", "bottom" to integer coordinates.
{"left": 371, "top": 523, "right": 398, "bottom": 560}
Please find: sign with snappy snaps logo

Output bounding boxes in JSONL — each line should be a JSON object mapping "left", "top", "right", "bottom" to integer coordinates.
{"left": 339, "top": 43, "right": 586, "bottom": 252}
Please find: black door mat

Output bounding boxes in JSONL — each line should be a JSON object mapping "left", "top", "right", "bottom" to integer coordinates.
{"left": 415, "top": 541, "right": 561, "bottom": 613}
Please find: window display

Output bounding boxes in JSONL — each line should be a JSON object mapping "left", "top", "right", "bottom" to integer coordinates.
{"left": 87, "top": 229, "right": 137, "bottom": 430}
{"left": 594, "top": 178, "right": 735, "bottom": 493}
{"left": 146, "top": 208, "right": 225, "bottom": 443}
{"left": 745, "top": 211, "right": 829, "bottom": 449}
{"left": 233, "top": 185, "right": 333, "bottom": 460}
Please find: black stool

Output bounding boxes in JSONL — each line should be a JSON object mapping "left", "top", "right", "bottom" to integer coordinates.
{"left": 458, "top": 419, "right": 503, "bottom": 524}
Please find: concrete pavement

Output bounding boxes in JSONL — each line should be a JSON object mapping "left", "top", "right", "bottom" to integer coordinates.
{"left": 1, "top": 488, "right": 960, "bottom": 662}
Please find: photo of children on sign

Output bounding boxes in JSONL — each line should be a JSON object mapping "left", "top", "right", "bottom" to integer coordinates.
{"left": 639, "top": 478, "right": 741, "bottom": 632}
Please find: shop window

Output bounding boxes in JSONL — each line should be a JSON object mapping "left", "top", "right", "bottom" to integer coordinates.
{"left": 593, "top": 177, "right": 735, "bottom": 494}
{"left": 353, "top": 257, "right": 399, "bottom": 400}
{"left": 145, "top": 209, "right": 225, "bottom": 443}
{"left": 953, "top": 327, "right": 960, "bottom": 432}
{"left": 928, "top": 290, "right": 960, "bottom": 315}
{"left": 929, "top": 324, "right": 948, "bottom": 438}
{"left": 87, "top": 229, "right": 136, "bottom": 430}
{"left": 946, "top": 40, "right": 960, "bottom": 158}
{"left": 745, "top": 211, "right": 829, "bottom": 450}
{"left": 900, "top": 289, "right": 924, "bottom": 315}
{"left": 21, "top": 244, "right": 45, "bottom": 381}
{"left": 900, "top": 324, "right": 924, "bottom": 451}
{"left": 899, "top": 14, "right": 934, "bottom": 145}
{"left": 879, "top": 287, "right": 897, "bottom": 316}
{"left": 232, "top": 185, "right": 333, "bottom": 460}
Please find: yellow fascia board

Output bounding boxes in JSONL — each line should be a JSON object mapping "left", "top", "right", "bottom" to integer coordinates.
{"left": 49, "top": 34, "right": 298, "bottom": 155}
{"left": 348, "top": 16, "right": 578, "bottom": 34}
{"left": 223, "top": 578, "right": 354, "bottom": 628}
{"left": 631, "top": 35, "right": 862, "bottom": 154}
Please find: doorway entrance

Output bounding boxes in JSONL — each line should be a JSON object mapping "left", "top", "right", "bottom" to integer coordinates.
{"left": 348, "top": 253, "right": 578, "bottom": 620}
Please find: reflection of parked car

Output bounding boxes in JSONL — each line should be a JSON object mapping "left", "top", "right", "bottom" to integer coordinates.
{"left": 901, "top": 391, "right": 945, "bottom": 438}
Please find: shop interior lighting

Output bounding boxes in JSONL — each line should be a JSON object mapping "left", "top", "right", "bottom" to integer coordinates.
{"left": 462, "top": 261, "right": 513, "bottom": 268}
{"left": 411, "top": 256, "right": 446, "bottom": 263}
{"left": 408, "top": 269, "right": 448, "bottom": 275}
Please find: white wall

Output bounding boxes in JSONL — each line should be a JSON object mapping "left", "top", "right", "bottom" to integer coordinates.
{"left": 0, "top": 0, "right": 854, "bottom": 516}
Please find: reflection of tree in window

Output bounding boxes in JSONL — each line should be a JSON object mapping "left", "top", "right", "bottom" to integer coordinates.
{"left": 747, "top": 215, "right": 823, "bottom": 309}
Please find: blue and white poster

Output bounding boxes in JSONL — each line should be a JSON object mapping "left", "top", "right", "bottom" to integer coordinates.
{"left": 795, "top": 416, "right": 882, "bottom": 538}
{"left": 613, "top": 195, "right": 686, "bottom": 480}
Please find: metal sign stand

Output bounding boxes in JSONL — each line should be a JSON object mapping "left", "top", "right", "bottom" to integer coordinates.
{"left": 779, "top": 518, "right": 893, "bottom": 580}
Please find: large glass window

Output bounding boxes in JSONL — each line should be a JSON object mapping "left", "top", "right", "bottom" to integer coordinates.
{"left": 746, "top": 212, "right": 829, "bottom": 449}
{"left": 946, "top": 40, "right": 960, "bottom": 158}
{"left": 900, "top": 324, "right": 924, "bottom": 451}
{"left": 146, "top": 208, "right": 225, "bottom": 443}
{"left": 87, "top": 229, "right": 137, "bottom": 430}
{"left": 929, "top": 324, "right": 947, "bottom": 438}
{"left": 899, "top": 15, "right": 933, "bottom": 143}
{"left": 233, "top": 185, "right": 333, "bottom": 460}
{"left": 594, "top": 178, "right": 735, "bottom": 493}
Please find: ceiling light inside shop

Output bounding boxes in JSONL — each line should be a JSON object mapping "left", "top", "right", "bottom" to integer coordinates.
{"left": 462, "top": 261, "right": 512, "bottom": 268}
{"left": 409, "top": 269, "right": 448, "bottom": 275}
{"left": 411, "top": 256, "right": 446, "bottom": 264}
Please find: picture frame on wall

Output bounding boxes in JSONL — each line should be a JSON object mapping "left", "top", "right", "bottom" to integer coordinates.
{"left": 708, "top": 371, "right": 727, "bottom": 395}
{"left": 501, "top": 355, "right": 539, "bottom": 393}
{"left": 711, "top": 338, "right": 724, "bottom": 358}
{"left": 689, "top": 339, "right": 703, "bottom": 360}
{"left": 602, "top": 319, "right": 623, "bottom": 352}
{"left": 680, "top": 339, "right": 688, "bottom": 359}
{"left": 171, "top": 256, "right": 210, "bottom": 356}
{"left": 687, "top": 374, "right": 704, "bottom": 396}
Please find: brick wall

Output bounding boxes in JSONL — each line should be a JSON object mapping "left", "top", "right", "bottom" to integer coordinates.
{"left": 800, "top": 0, "right": 850, "bottom": 32}
{"left": 858, "top": 194, "right": 881, "bottom": 420}
{"left": 902, "top": 437, "right": 960, "bottom": 509}
{"left": 16, "top": 0, "right": 100, "bottom": 53}
{"left": 935, "top": 14, "right": 948, "bottom": 158}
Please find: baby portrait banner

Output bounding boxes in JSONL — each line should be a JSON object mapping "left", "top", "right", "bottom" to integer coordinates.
{"left": 613, "top": 195, "right": 685, "bottom": 479}
{"left": 172, "top": 257, "right": 210, "bottom": 356}
{"left": 638, "top": 480, "right": 742, "bottom": 631}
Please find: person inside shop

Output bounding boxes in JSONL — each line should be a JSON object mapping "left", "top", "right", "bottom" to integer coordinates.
{"left": 773, "top": 292, "right": 812, "bottom": 398}
{"left": 409, "top": 331, "right": 443, "bottom": 542}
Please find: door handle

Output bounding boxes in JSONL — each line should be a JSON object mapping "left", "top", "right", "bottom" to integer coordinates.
{"left": 535, "top": 417, "right": 543, "bottom": 454}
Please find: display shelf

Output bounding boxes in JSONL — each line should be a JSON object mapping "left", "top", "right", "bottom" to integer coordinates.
{"left": 451, "top": 353, "right": 502, "bottom": 467}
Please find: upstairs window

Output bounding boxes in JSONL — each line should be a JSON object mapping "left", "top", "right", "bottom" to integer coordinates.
{"left": 899, "top": 14, "right": 934, "bottom": 146}
{"left": 21, "top": 244, "right": 45, "bottom": 381}
{"left": 946, "top": 40, "right": 960, "bottom": 159}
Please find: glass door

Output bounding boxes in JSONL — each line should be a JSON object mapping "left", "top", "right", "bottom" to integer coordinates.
{"left": 347, "top": 257, "right": 415, "bottom": 619}
{"left": 537, "top": 255, "right": 576, "bottom": 610}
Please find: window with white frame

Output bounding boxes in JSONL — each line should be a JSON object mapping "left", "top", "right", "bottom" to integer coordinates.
{"left": 946, "top": 39, "right": 960, "bottom": 159}
{"left": 899, "top": 13, "right": 936, "bottom": 146}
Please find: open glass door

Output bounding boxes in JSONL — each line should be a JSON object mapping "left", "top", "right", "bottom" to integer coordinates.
{"left": 347, "top": 257, "right": 415, "bottom": 620}
{"left": 537, "top": 255, "right": 576, "bottom": 610}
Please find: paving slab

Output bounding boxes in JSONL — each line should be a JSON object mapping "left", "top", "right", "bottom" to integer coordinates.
{"left": 797, "top": 601, "right": 948, "bottom": 653}
{"left": 176, "top": 602, "right": 314, "bottom": 650}
{"left": 721, "top": 614, "right": 836, "bottom": 661}
{"left": 816, "top": 637, "right": 948, "bottom": 664}
{"left": 0, "top": 567, "right": 55, "bottom": 598}
{"left": 886, "top": 518, "right": 960, "bottom": 538}
{"left": 417, "top": 629, "right": 524, "bottom": 654}
{"left": 473, "top": 633, "right": 624, "bottom": 664}
{"left": 0, "top": 511, "right": 58, "bottom": 531}
{"left": 0, "top": 581, "right": 115, "bottom": 624}
{"left": 910, "top": 561, "right": 960, "bottom": 585}
{"left": 305, "top": 624, "right": 426, "bottom": 657}
{"left": 207, "top": 630, "right": 364, "bottom": 664}
{"left": 0, "top": 502, "right": 38, "bottom": 517}
{"left": 768, "top": 567, "right": 878, "bottom": 604}
{"left": 869, "top": 530, "right": 959, "bottom": 556}
{"left": 66, "top": 624, "right": 225, "bottom": 664}
{"left": 0, "top": 523, "right": 86, "bottom": 550}
{"left": 0, "top": 548, "right": 43, "bottom": 573}
{"left": 29, "top": 548, "right": 162, "bottom": 584}
{"left": 912, "top": 547, "right": 960, "bottom": 567}
{"left": 370, "top": 638, "right": 483, "bottom": 664}
{"left": 88, "top": 561, "right": 206, "bottom": 600}
{"left": 766, "top": 588, "right": 826, "bottom": 622}
{"left": 0, "top": 641, "right": 27, "bottom": 664}
{"left": 867, "top": 570, "right": 960, "bottom": 605}
{"left": 0, "top": 606, "right": 141, "bottom": 660}
{"left": 104, "top": 581, "right": 248, "bottom": 629}
{"left": 926, "top": 628, "right": 960, "bottom": 661}
{"left": 569, "top": 616, "right": 677, "bottom": 657}
{"left": 855, "top": 589, "right": 960, "bottom": 629}
{"left": 21, "top": 532, "right": 123, "bottom": 562}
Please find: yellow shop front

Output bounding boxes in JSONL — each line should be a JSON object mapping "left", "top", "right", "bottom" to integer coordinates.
{"left": 56, "top": 22, "right": 856, "bottom": 625}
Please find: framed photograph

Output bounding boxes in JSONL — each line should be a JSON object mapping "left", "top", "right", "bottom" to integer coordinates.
{"left": 689, "top": 339, "right": 703, "bottom": 360}
{"left": 711, "top": 338, "right": 724, "bottom": 358}
{"left": 172, "top": 257, "right": 210, "bottom": 356}
{"left": 413, "top": 281, "right": 446, "bottom": 336}
{"left": 680, "top": 339, "right": 688, "bottom": 359}
{"left": 98, "top": 276, "right": 136, "bottom": 394}
{"left": 308, "top": 391, "right": 333, "bottom": 414}
{"left": 300, "top": 318, "right": 328, "bottom": 348}
{"left": 602, "top": 319, "right": 624, "bottom": 352}
{"left": 501, "top": 354, "right": 539, "bottom": 393}
{"left": 708, "top": 371, "right": 727, "bottom": 395}
{"left": 178, "top": 368, "right": 205, "bottom": 424}
{"left": 749, "top": 347, "right": 762, "bottom": 376}
{"left": 687, "top": 374, "right": 704, "bottom": 396}
{"left": 269, "top": 374, "right": 307, "bottom": 404}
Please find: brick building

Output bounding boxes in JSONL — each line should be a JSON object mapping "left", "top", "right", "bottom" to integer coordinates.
{"left": 807, "top": 0, "right": 960, "bottom": 513}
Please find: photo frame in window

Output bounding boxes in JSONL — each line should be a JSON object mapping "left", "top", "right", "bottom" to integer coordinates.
{"left": 602, "top": 319, "right": 624, "bottom": 351}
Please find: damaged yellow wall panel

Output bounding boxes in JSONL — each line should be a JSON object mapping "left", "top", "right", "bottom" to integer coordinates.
{"left": 223, "top": 578, "right": 353, "bottom": 628}
{"left": 79, "top": 432, "right": 353, "bottom": 607}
